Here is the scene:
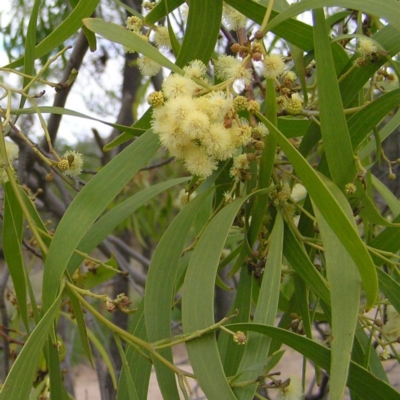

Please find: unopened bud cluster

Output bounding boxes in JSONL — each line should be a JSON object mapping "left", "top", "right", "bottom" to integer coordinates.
{"left": 233, "top": 331, "right": 247, "bottom": 345}
{"left": 106, "top": 293, "right": 132, "bottom": 313}
{"left": 275, "top": 71, "right": 304, "bottom": 115}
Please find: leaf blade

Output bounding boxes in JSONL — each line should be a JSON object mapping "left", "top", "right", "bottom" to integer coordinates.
{"left": 257, "top": 113, "right": 378, "bottom": 308}
{"left": 42, "top": 129, "right": 160, "bottom": 312}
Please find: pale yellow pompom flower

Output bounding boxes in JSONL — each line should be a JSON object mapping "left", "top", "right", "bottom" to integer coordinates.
{"left": 255, "top": 122, "right": 269, "bottom": 137}
{"left": 382, "top": 305, "right": 400, "bottom": 341}
{"left": 183, "top": 60, "right": 207, "bottom": 80}
{"left": 214, "top": 55, "right": 240, "bottom": 81}
{"left": 126, "top": 16, "right": 143, "bottom": 32}
{"left": 231, "top": 120, "right": 252, "bottom": 147}
{"left": 165, "top": 96, "right": 197, "bottom": 122}
{"left": 223, "top": 5, "right": 247, "bottom": 30}
{"left": 4, "top": 141, "right": 19, "bottom": 163}
{"left": 232, "top": 153, "right": 249, "bottom": 169}
{"left": 181, "top": 109, "right": 210, "bottom": 140}
{"left": 60, "top": 150, "right": 84, "bottom": 177}
{"left": 277, "top": 376, "right": 304, "bottom": 400}
{"left": 153, "top": 26, "right": 172, "bottom": 49}
{"left": 263, "top": 54, "right": 285, "bottom": 79}
{"left": 0, "top": 141, "right": 19, "bottom": 184}
{"left": 230, "top": 153, "right": 250, "bottom": 181}
{"left": 183, "top": 146, "right": 218, "bottom": 178}
{"left": 200, "top": 91, "right": 233, "bottom": 123}
{"left": 201, "top": 124, "right": 236, "bottom": 161}
{"left": 214, "top": 55, "right": 252, "bottom": 85}
{"left": 162, "top": 74, "right": 200, "bottom": 98}
{"left": 174, "top": 189, "right": 197, "bottom": 209}
{"left": 158, "top": 125, "right": 193, "bottom": 154}
{"left": 358, "top": 38, "right": 377, "bottom": 57}
{"left": 137, "top": 56, "right": 162, "bottom": 77}
{"left": 151, "top": 105, "right": 172, "bottom": 135}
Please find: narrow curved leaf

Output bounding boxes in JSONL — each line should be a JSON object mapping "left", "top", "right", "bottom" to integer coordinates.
{"left": 65, "top": 285, "right": 93, "bottom": 365}
{"left": 144, "top": 190, "right": 213, "bottom": 400}
{"left": 368, "top": 213, "right": 400, "bottom": 266}
{"left": 82, "top": 18, "right": 182, "bottom": 73}
{"left": 117, "top": 301, "right": 151, "bottom": 400}
{"left": 313, "top": 8, "right": 356, "bottom": 189}
{"left": 313, "top": 180, "right": 361, "bottom": 400}
{"left": 349, "top": 89, "right": 400, "bottom": 151}
{"left": 175, "top": 0, "right": 223, "bottom": 67}
{"left": 182, "top": 187, "right": 276, "bottom": 400}
{"left": 0, "top": 291, "right": 63, "bottom": 399}
{"left": 42, "top": 129, "right": 160, "bottom": 313}
{"left": 12, "top": 106, "right": 146, "bottom": 137}
{"left": 227, "top": 323, "right": 400, "bottom": 400}
{"left": 66, "top": 177, "right": 189, "bottom": 274}
{"left": 5, "top": 0, "right": 101, "bottom": 68}
{"left": 377, "top": 269, "right": 400, "bottom": 316}
{"left": 224, "top": 0, "right": 314, "bottom": 50}
{"left": 359, "top": 108, "right": 400, "bottom": 160}
{"left": 20, "top": 0, "right": 41, "bottom": 107}
{"left": 114, "top": 335, "right": 140, "bottom": 400}
{"left": 257, "top": 113, "right": 378, "bottom": 308}
{"left": 265, "top": 0, "right": 400, "bottom": 35}
{"left": 371, "top": 175, "right": 400, "bottom": 217}
{"left": 283, "top": 224, "right": 331, "bottom": 306}
{"left": 2, "top": 182, "right": 29, "bottom": 330}
{"left": 144, "top": 0, "right": 184, "bottom": 25}
{"left": 234, "top": 212, "right": 284, "bottom": 399}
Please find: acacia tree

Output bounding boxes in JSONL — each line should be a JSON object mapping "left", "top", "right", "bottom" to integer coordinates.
{"left": 0, "top": 1, "right": 400, "bottom": 399}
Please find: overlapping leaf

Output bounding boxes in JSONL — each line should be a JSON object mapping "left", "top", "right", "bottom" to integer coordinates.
{"left": 257, "top": 113, "right": 378, "bottom": 308}
{"left": 42, "top": 129, "right": 160, "bottom": 312}
{"left": 5, "top": 0, "right": 100, "bottom": 68}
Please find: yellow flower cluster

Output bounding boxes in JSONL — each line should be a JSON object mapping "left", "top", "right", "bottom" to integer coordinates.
{"left": 150, "top": 61, "right": 264, "bottom": 178}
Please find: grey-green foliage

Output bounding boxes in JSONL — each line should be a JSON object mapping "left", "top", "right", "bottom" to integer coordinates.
{"left": 0, "top": 1, "right": 400, "bottom": 400}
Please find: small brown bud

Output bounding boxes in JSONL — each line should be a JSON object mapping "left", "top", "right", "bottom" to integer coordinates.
{"left": 254, "top": 30, "right": 264, "bottom": 40}
{"left": 233, "top": 331, "right": 247, "bottom": 345}
{"left": 67, "top": 154, "right": 75, "bottom": 165}
{"left": 230, "top": 43, "right": 240, "bottom": 53}
{"left": 45, "top": 173, "right": 54, "bottom": 182}
{"left": 106, "top": 301, "right": 116, "bottom": 313}
{"left": 224, "top": 117, "right": 233, "bottom": 129}
{"left": 291, "top": 319, "right": 300, "bottom": 331}
{"left": 374, "top": 318, "right": 383, "bottom": 327}
{"left": 252, "top": 52, "right": 262, "bottom": 62}
{"left": 246, "top": 153, "right": 256, "bottom": 162}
